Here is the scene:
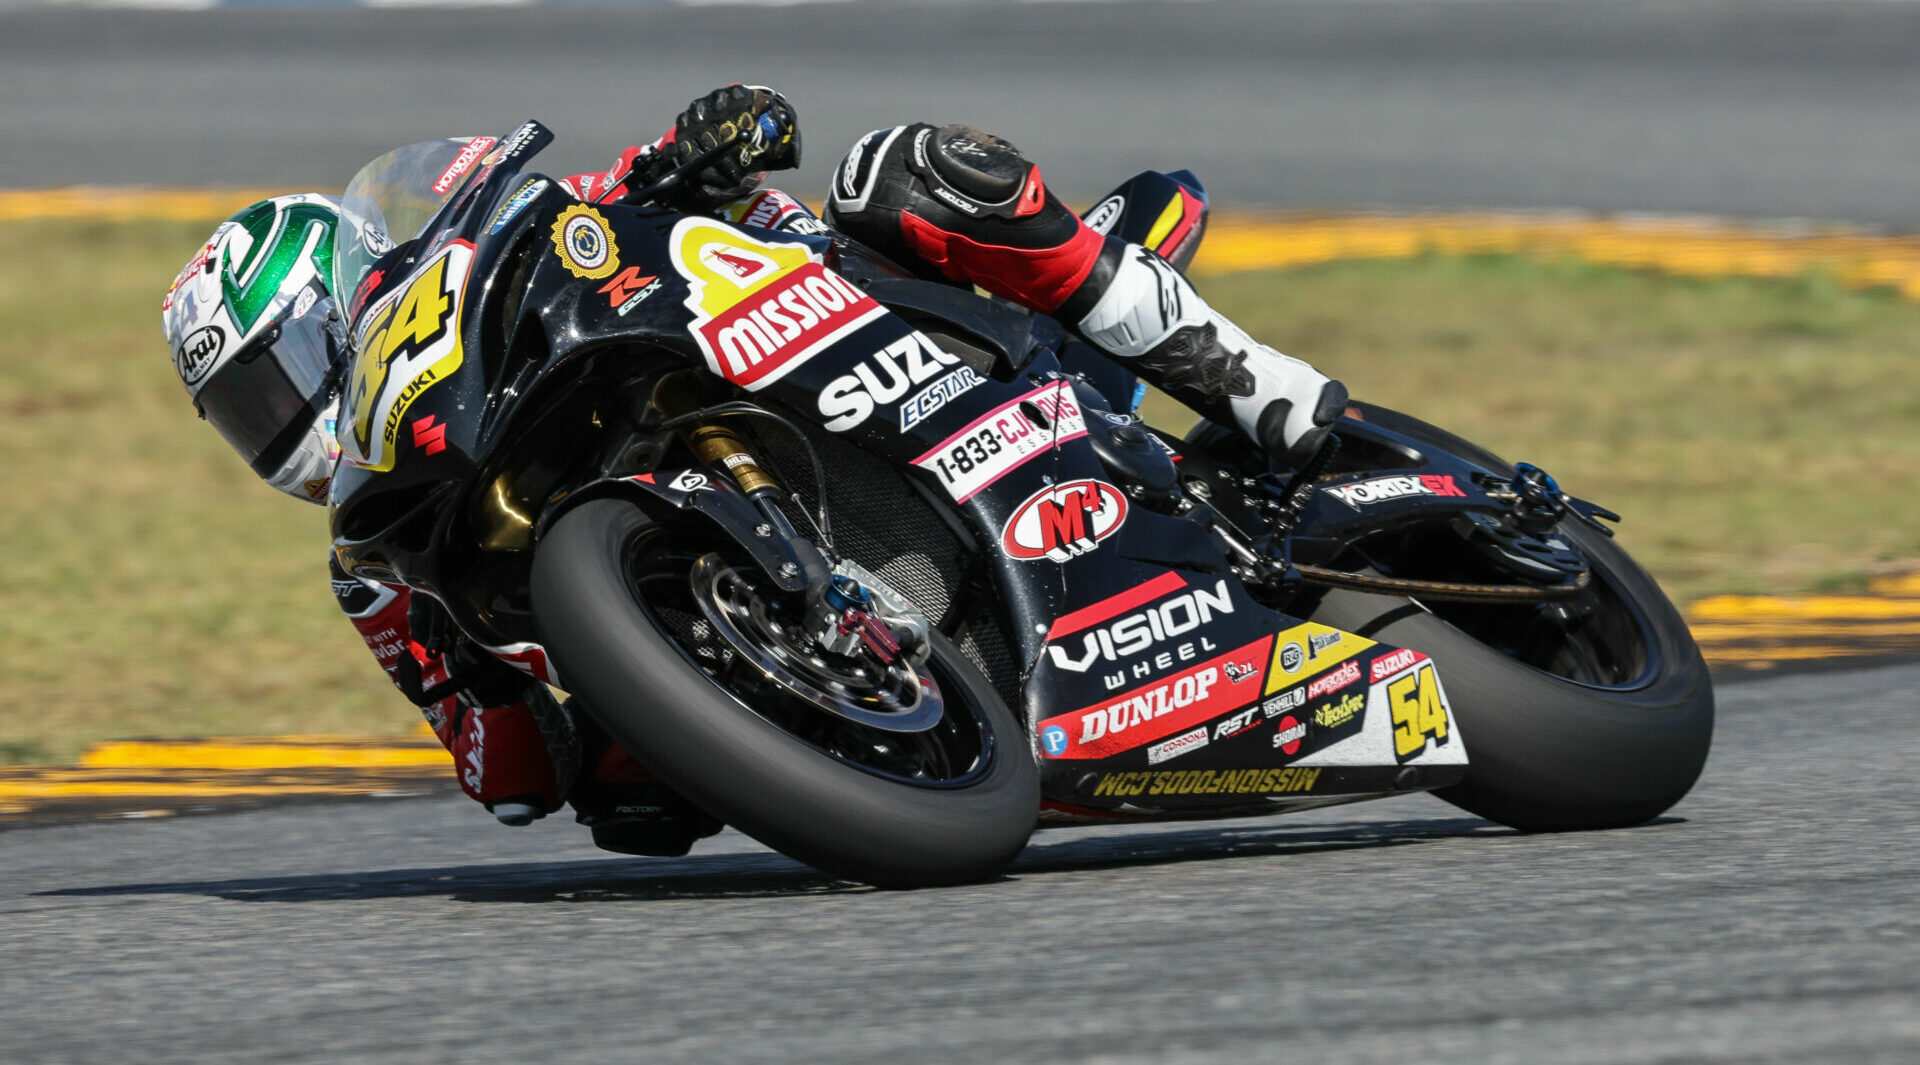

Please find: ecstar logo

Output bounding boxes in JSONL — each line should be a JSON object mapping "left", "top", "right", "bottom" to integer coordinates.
{"left": 670, "top": 219, "right": 885, "bottom": 391}
{"left": 1001, "top": 479, "right": 1128, "bottom": 563}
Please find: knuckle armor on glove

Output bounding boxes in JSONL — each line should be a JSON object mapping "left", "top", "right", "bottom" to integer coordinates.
{"left": 670, "top": 85, "right": 800, "bottom": 207}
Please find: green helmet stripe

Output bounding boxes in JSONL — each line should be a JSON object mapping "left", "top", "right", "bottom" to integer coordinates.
{"left": 221, "top": 201, "right": 337, "bottom": 334}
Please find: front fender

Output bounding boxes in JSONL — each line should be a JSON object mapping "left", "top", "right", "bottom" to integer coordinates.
{"left": 539, "top": 467, "right": 819, "bottom": 595}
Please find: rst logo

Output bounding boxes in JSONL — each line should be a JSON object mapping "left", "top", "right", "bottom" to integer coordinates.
{"left": 1001, "top": 479, "right": 1128, "bottom": 563}
{"left": 818, "top": 331, "right": 963, "bottom": 432}
{"left": 1326, "top": 474, "right": 1468, "bottom": 508}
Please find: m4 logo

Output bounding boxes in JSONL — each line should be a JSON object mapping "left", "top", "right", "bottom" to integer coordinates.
{"left": 1001, "top": 479, "right": 1128, "bottom": 563}
{"left": 1387, "top": 661, "right": 1450, "bottom": 761}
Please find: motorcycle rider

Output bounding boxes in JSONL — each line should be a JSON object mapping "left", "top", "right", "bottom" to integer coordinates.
{"left": 161, "top": 85, "right": 1345, "bottom": 848}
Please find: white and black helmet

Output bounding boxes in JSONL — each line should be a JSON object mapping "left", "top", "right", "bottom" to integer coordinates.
{"left": 162, "top": 194, "right": 347, "bottom": 504}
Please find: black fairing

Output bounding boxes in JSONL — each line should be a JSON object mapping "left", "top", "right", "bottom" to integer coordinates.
{"left": 330, "top": 135, "right": 1469, "bottom": 816}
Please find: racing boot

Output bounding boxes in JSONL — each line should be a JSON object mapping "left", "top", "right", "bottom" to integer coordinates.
{"left": 331, "top": 558, "right": 577, "bottom": 825}
{"left": 565, "top": 706, "right": 724, "bottom": 857}
{"left": 824, "top": 122, "right": 1345, "bottom": 467}
{"left": 1057, "top": 241, "right": 1348, "bottom": 469}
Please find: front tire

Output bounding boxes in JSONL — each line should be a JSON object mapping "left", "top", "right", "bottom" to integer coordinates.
{"left": 532, "top": 498, "right": 1039, "bottom": 887}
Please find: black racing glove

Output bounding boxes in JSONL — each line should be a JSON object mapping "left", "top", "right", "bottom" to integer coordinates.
{"left": 665, "top": 85, "right": 801, "bottom": 207}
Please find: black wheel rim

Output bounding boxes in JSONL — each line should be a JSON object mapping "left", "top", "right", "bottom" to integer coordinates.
{"left": 620, "top": 526, "right": 1000, "bottom": 789}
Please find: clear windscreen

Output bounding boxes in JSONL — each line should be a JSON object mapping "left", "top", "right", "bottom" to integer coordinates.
{"left": 332, "top": 137, "right": 491, "bottom": 328}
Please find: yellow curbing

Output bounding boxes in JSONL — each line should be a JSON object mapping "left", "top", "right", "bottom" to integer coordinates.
{"left": 0, "top": 187, "right": 296, "bottom": 224}
{"left": 1687, "top": 572, "right": 1920, "bottom": 671}
{"left": 79, "top": 740, "right": 448, "bottom": 771}
{"left": 1192, "top": 211, "right": 1920, "bottom": 298}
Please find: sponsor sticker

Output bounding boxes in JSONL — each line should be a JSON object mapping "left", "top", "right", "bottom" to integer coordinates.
{"left": 551, "top": 204, "right": 620, "bottom": 281}
{"left": 1263, "top": 689, "right": 1305, "bottom": 718}
{"left": 899, "top": 367, "right": 984, "bottom": 431}
{"left": 1147, "top": 726, "right": 1210, "bottom": 765}
{"left": 1088, "top": 766, "right": 1323, "bottom": 798}
{"left": 670, "top": 218, "right": 886, "bottom": 392}
{"left": 1041, "top": 726, "right": 1069, "bottom": 757}
{"left": 1044, "top": 576, "right": 1235, "bottom": 676}
{"left": 1306, "top": 659, "right": 1362, "bottom": 700}
{"left": 1271, "top": 714, "right": 1307, "bottom": 755}
{"left": 175, "top": 325, "right": 224, "bottom": 386}
{"left": 1211, "top": 706, "right": 1262, "bottom": 742}
{"left": 302, "top": 477, "right": 331, "bottom": 502}
{"left": 818, "top": 331, "right": 965, "bottom": 432}
{"left": 1036, "top": 636, "right": 1273, "bottom": 760}
{"left": 433, "top": 136, "right": 496, "bottom": 195}
{"left": 668, "top": 470, "right": 710, "bottom": 493}
{"left": 1326, "top": 473, "right": 1468, "bottom": 508}
{"left": 410, "top": 414, "right": 448, "bottom": 456}
{"left": 598, "top": 266, "right": 662, "bottom": 316}
{"left": 1369, "top": 647, "right": 1422, "bottom": 684}
{"left": 1264, "top": 620, "right": 1375, "bottom": 694}
{"left": 480, "top": 122, "right": 540, "bottom": 167}
{"left": 1085, "top": 195, "right": 1126, "bottom": 235}
{"left": 1312, "top": 690, "right": 1365, "bottom": 730}
{"left": 488, "top": 179, "right": 548, "bottom": 235}
{"left": 913, "top": 382, "right": 1089, "bottom": 502}
{"left": 1001, "top": 479, "right": 1128, "bottom": 563}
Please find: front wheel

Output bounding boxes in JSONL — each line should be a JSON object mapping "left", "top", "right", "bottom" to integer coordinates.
{"left": 531, "top": 498, "right": 1039, "bottom": 887}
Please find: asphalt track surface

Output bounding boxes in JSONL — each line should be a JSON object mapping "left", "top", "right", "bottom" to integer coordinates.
{"left": 9, "top": 0, "right": 1920, "bottom": 224}
{"left": 5, "top": 662, "right": 1916, "bottom": 1064}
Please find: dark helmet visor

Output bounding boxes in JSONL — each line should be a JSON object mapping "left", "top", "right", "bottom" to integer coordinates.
{"left": 196, "top": 301, "right": 342, "bottom": 476}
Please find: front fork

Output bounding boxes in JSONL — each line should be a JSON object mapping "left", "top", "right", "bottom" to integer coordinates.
{"left": 644, "top": 374, "right": 931, "bottom": 665}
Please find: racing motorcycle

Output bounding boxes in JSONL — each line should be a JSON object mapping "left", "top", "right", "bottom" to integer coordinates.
{"left": 327, "top": 122, "right": 1713, "bottom": 887}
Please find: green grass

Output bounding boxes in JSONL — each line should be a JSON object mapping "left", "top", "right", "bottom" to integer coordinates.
{"left": 2, "top": 223, "right": 1917, "bottom": 762}
{"left": 1184, "top": 253, "right": 1920, "bottom": 604}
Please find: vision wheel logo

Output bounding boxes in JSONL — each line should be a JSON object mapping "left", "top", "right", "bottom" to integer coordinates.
{"left": 551, "top": 204, "right": 620, "bottom": 280}
{"left": 1000, "top": 479, "right": 1128, "bottom": 563}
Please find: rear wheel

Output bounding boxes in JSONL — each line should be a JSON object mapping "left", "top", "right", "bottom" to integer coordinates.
{"left": 1307, "top": 405, "right": 1713, "bottom": 830}
{"left": 532, "top": 498, "right": 1038, "bottom": 887}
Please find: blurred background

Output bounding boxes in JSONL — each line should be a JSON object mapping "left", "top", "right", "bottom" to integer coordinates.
{"left": 4, "top": 0, "right": 1920, "bottom": 760}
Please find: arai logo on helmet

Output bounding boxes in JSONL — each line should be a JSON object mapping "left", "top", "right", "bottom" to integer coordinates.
{"left": 1000, "top": 479, "right": 1128, "bottom": 563}
{"left": 1084, "top": 195, "right": 1126, "bottom": 235}
{"left": 175, "top": 325, "right": 224, "bottom": 387}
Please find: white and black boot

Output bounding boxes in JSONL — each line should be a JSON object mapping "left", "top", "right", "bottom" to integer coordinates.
{"left": 1064, "top": 243, "right": 1347, "bottom": 467}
